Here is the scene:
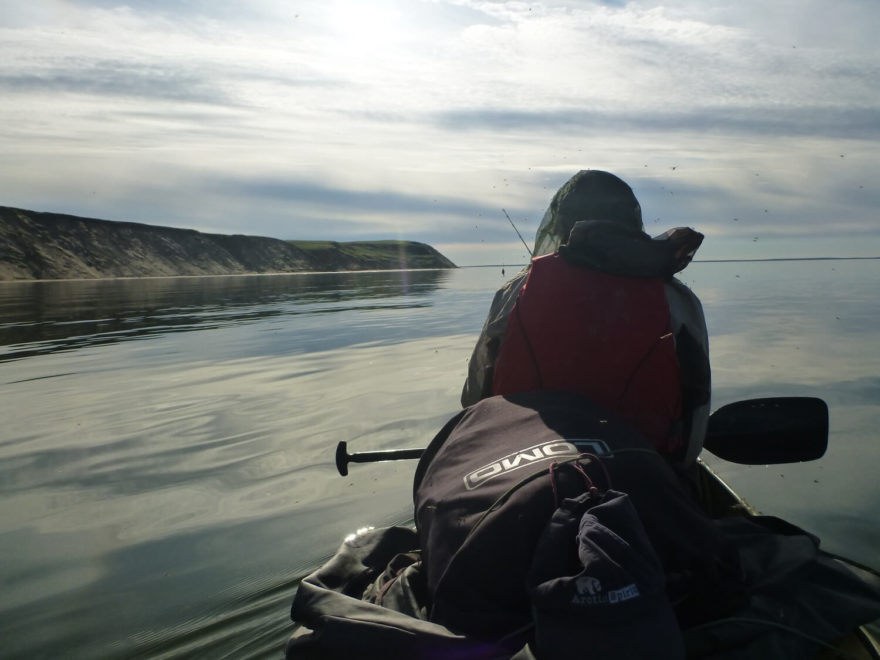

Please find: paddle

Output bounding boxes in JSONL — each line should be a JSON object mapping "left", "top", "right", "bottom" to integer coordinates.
{"left": 703, "top": 396, "right": 828, "bottom": 465}
{"left": 335, "top": 442, "right": 424, "bottom": 476}
{"left": 335, "top": 396, "right": 829, "bottom": 475}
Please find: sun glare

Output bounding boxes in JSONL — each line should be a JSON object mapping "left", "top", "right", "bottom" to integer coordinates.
{"left": 324, "top": 1, "right": 405, "bottom": 65}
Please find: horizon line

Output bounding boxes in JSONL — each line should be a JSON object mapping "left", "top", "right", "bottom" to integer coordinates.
{"left": 461, "top": 256, "right": 880, "bottom": 268}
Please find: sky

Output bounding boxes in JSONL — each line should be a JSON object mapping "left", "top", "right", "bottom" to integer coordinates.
{"left": 1, "top": 0, "right": 879, "bottom": 266}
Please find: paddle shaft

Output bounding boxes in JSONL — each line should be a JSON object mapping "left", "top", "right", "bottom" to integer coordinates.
{"left": 335, "top": 441, "right": 424, "bottom": 476}
{"left": 334, "top": 396, "right": 828, "bottom": 475}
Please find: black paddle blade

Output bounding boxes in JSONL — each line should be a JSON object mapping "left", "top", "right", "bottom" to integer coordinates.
{"left": 704, "top": 397, "right": 828, "bottom": 465}
{"left": 336, "top": 441, "right": 350, "bottom": 476}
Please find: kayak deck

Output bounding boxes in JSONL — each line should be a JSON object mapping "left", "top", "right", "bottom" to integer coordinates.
{"left": 697, "top": 460, "right": 880, "bottom": 660}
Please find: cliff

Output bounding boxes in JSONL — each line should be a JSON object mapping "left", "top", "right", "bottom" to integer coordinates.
{"left": 0, "top": 206, "right": 456, "bottom": 280}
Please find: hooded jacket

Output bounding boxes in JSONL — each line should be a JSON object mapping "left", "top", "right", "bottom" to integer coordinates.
{"left": 461, "top": 171, "right": 710, "bottom": 467}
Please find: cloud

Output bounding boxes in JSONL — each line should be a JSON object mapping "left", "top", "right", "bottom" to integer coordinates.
{"left": 212, "top": 177, "right": 499, "bottom": 217}
{"left": 432, "top": 105, "right": 880, "bottom": 140}
{"left": 0, "top": 61, "right": 229, "bottom": 104}
{"left": 1, "top": 0, "right": 879, "bottom": 264}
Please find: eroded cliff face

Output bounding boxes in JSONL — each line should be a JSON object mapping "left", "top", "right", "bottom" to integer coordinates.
{"left": 0, "top": 207, "right": 455, "bottom": 280}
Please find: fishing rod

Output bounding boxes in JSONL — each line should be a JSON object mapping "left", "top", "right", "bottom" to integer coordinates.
{"left": 502, "top": 209, "right": 533, "bottom": 258}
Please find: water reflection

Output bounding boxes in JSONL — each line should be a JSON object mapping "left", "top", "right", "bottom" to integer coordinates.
{"left": 0, "top": 270, "right": 451, "bottom": 362}
{"left": 1, "top": 263, "right": 877, "bottom": 659}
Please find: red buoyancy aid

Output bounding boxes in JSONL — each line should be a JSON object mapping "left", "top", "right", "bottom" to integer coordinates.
{"left": 491, "top": 253, "right": 683, "bottom": 453}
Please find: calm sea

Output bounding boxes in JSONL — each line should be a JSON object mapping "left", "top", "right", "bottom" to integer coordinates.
{"left": 1, "top": 262, "right": 878, "bottom": 658}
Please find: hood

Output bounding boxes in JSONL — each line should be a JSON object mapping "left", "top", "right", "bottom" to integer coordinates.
{"left": 559, "top": 221, "right": 704, "bottom": 280}
{"left": 533, "top": 170, "right": 643, "bottom": 256}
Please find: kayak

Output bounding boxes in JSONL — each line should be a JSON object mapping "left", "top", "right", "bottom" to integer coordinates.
{"left": 285, "top": 394, "right": 880, "bottom": 659}
{"left": 683, "top": 460, "right": 880, "bottom": 659}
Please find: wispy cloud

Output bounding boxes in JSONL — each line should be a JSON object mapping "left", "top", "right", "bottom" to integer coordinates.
{"left": 432, "top": 106, "right": 880, "bottom": 139}
{"left": 212, "top": 177, "right": 500, "bottom": 217}
{"left": 0, "top": 61, "right": 229, "bottom": 103}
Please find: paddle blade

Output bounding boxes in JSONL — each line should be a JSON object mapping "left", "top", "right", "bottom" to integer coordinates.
{"left": 336, "top": 441, "right": 350, "bottom": 476}
{"left": 704, "top": 397, "right": 828, "bottom": 464}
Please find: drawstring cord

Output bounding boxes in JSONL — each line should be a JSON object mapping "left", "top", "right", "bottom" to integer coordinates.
{"left": 549, "top": 461, "right": 561, "bottom": 506}
{"left": 578, "top": 452, "right": 612, "bottom": 491}
{"left": 549, "top": 452, "right": 611, "bottom": 508}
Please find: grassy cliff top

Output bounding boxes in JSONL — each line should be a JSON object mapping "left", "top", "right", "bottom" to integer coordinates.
{"left": 286, "top": 239, "right": 455, "bottom": 270}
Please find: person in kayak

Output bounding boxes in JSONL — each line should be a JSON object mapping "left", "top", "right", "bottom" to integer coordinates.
{"left": 461, "top": 169, "right": 710, "bottom": 465}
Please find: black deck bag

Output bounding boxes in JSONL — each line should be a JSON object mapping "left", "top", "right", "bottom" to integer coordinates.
{"left": 413, "top": 390, "right": 743, "bottom": 642}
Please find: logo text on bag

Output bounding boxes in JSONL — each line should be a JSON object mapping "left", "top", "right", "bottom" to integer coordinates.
{"left": 463, "top": 439, "right": 611, "bottom": 490}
